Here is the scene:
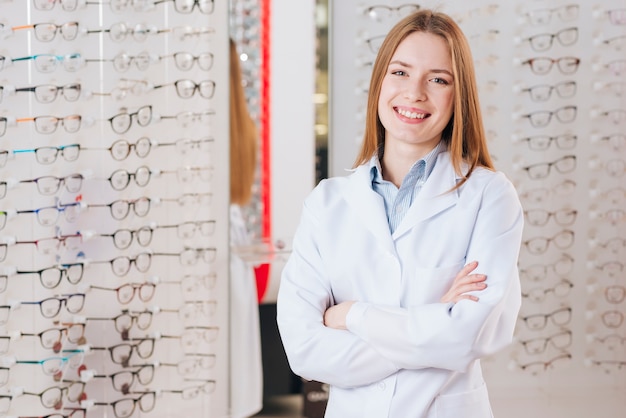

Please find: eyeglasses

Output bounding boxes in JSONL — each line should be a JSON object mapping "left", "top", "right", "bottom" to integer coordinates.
{"left": 522, "top": 4, "right": 579, "bottom": 25}
{"left": 170, "top": 25, "right": 214, "bottom": 41}
{"left": 162, "top": 273, "right": 217, "bottom": 300}
{"left": 517, "top": 81, "right": 577, "bottom": 102}
{"left": 590, "top": 184, "right": 626, "bottom": 204}
{"left": 598, "top": 34, "right": 626, "bottom": 51}
{"left": 13, "top": 83, "right": 81, "bottom": 103}
{"left": 94, "top": 391, "right": 156, "bottom": 418}
{"left": 519, "top": 253, "right": 574, "bottom": 282}
{"left": 86, "top": 22, "right": 168, "bottom": 42}
{"left": 19, "top": 173, "right": 85, "bottom": 195}
{"left": 176, "top": 300, "right": 218, "bottom": 321}
{"left": 589, "top": 157, "right": 626, "bottom": 178}
{"left": 363, "top": 4, "right": 420, "bottom": 21}
{"left": 7, "top": 324, "right": 86, "bottom": 354}
{"left": 161, "top": 192, "right": 212, "bottom": 207}
{"left": 591, "top": 333, "right": 626, "bottom": 351}
{"left": 594, "top": 236, "right": 626, "bottom": 254}
{"left": 153, "top": 0, "right": 215, "bottom": 14}
{"left": 92, "top": 136, "right": 213, "bottom": 160}
{"left": 92, "top": 251, "right": 153, "bottom": 276}
{"left": 601, "top": 310, "right": 624, "bottom": 329}
{"left": 86, "top": 309, "right": 154, "bottom": 337}
{"left": 596, "top": 108, "right": 626, "bottom": 124}
{"left": 90, "top": 282, "right": 157, "bottom": 305}
{"left": 522, "top": 279, "right": 574, "bottom": 303}
{"left": 11, "top": 53, "right": 83, "bottom": 72}
{"left": 16, "top": 263, "right": 85, "bottom": 289}
{"left": 159, "top": 79, "right": 216, "bottom": 99}
{"left": 521, "top": 155, "right": 576, "bottom": 180}
{"left": 32, "top": 0, "right": 82, "bottom": 11}
{"left": 12, "top": 21, "right": 79, "bottom": 42}
{"left": 516, "top": 133, "right": 577, "bottom": 150}
{"left": 157, "top": 220, "right": 216, "bottom": 239}
{"left": 592, "top": 133, "right": 626, "bottom": 150}
{"left": 596, "top": 59, "right": 626, "bottom": 76}
{"left": 520, "top": 307, "right": 572, "bottom": 330}
{"left": 591, "top": 208, "right": 626, "bottom": 225}
{"left": 85, "top": 51, "right": 162, "bottom": 72}
{"left": 94, "top": 364, "right": 155, "bottom": 394}
{"left": 161, "top": 380, "right": 216, "bottom": 399}
{"left": 91, "top": 338, "right": 156, "bottom": 366}
{"left": 521, "top": 56, "right": 580, "bottom": 75}
{"left": 158, "top": 110, "right": 215, "bottom": 126}
{"left": 519, "top": 27, "right": 578, "bottom": 51}
{"left": 523, "top": 229, "right": 575, "bottom": 254}
{"left": 108, "top": 105, "right": 152, "bottom": 134}
{"left": 592, "top": 360, "right": 626, "bottom": 374}
{"left": 153, "top": 247, "right": 217, "bottom": 266}
{"left": 170, "top": 51, "right": 214, "bottom": 71}
{"left": 593, "top": 80, "right": 626, "bottom": 97}
{"left": 520, "top": 105, "right": 577, "bottom": 128}
{"left": 518, "top": 330, "right": 572, "bottom": 355}
{"left": 604, "top": 285, "right": 626, "bottom": 304}
{"left": 20, "top": 293, "right": 86, "bottom": 318}
{"left": 105, "top": 166, "right": 156, "bottom": 190}
{"left": 524, "top": 208, "right": 577, "bottom": 226}
{"left": 593, "top": 261, "right": 625, "bottom": 278}
{"left": 6, "top": 350, "right": 85, "bottom": 380}
{"left": 15, "top": 231, "right": 84, "bottom": 255}
{"left": 16, "top": 114, "right": 82, "bottom": 134}
{"left": 173, "top": 326, "right": 219, "bottom": 352}
{"left": 606, "top": 8, "right": 626, "bottom": 25}
{"left": 516, "top": 352, "right": 572, "bottom": 375}
{"left": 0, "top": 383, "right": 84, "bottom": 411}
{"left": 12, "top": 144, "right": 80, "bottom": 164}
{"left": 90, "top": 197, "right": 157, "bottom": 220}
{"left": 159, "top": 354, "right": 216, "bottom": 376}
{"left": 364, "top": 35, "right": 386, "bottom": 54}
{"left": 98, "top": 226, "right": 154, "bottom": 249}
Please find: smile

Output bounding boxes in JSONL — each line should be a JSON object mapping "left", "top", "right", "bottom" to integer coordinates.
{"left": 396, "top": 108, "right": 429, "bottom": 119}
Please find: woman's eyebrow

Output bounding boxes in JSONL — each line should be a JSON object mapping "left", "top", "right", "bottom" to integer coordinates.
{"left": 388, "top": 60, "right": 453, "bottom": 77}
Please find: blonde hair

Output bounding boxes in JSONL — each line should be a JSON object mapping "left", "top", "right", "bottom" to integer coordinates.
{"left": 230, "top": 38, "right": 258, "bottom": 205}
{"left": 353, "top": 10, "right": 493, "bottom": 188}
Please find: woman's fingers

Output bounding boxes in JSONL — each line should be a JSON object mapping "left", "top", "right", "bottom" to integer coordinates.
{"left": 440, "top": 261, "right": 487, "bottom": 303}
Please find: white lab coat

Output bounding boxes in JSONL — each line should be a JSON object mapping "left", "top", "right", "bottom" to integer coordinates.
{"left": 230, "top": 204, "right": 263, "bottom": 418}
{"left": 277, "top": 151, "right": 524, "bottom": 418}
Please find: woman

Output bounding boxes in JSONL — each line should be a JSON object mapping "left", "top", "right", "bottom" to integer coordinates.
{"left": 277, "top": 10, "right": 523, "bottom": 418}
{"left": 229, "top": 38, "right": 263, "bottom": 418}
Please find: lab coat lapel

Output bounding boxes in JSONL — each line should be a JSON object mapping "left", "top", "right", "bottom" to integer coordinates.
{"left": 393, "top": 153, "right": 460, "bottom": 239}
{"left": 343, "top": 165, "right": 397, "bottom": 255}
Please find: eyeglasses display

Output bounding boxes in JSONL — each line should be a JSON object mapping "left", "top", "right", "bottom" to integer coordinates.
{"left": 0, "top": 0, "right": 228, "bottom": 415}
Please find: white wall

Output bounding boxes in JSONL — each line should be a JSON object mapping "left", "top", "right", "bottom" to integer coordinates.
{"left": 263, "top": 0, "right": 317, "bottom": 303}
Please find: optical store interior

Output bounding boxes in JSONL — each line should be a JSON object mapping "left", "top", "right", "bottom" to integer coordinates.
{"left": 0, "top": 0, "right": 624, "bottom": 417}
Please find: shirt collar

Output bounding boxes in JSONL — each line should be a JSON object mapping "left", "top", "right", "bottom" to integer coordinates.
{"left": 369, "top": 140, "right": 447, "bottom": 184}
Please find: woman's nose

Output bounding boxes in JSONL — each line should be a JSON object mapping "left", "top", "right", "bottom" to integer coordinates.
{"left": 404, "top": 82, "right": 426, "bottom": 101}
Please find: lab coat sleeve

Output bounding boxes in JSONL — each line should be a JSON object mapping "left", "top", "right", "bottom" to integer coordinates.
{"left": 346, "top": 173, "right": 524, "bottom": 372}
{"left": 277, "top": 196, "right": 400, "bottom": 388}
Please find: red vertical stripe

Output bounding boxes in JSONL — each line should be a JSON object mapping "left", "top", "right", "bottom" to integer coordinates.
{"left": 254, "top": 0, "right": 271, "bottom": 302}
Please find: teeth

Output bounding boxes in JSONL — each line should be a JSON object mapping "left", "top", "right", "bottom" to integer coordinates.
{"left": 397, "top": 108, "right": 427, "bottom": 119}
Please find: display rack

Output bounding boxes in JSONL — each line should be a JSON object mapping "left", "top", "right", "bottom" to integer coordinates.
{"left": 0, "top": 1, "right": 230, "bottom": 416}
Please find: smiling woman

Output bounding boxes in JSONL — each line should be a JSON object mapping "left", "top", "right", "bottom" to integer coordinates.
{"left": 277, "top": 8, "right": 523, "bottom": 418}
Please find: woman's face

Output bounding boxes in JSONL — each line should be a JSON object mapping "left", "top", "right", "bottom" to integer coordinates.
{"left": 377, "top": 31, "right": 454, "bottom": 156}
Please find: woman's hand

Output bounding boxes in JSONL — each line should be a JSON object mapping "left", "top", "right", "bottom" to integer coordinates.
{"left": 323, "top": 301, "right": 355, "bottom": 330}
{"left": 440, "top": 261, "right": 487, "bottom": 304}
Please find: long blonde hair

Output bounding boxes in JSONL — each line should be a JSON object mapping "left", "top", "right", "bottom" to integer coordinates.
{"left": 230, "top": 38, "right": 258, "bottom": 205}
{"left": 353, "top": 10, "right": 493, "bottom": 188}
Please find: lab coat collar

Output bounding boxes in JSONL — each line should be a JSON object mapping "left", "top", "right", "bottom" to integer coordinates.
{"left": 341, "top": 152, "right": 463, "bottom": 252}
{"left": 343, "top": 160, "right": 397, "bottom": 255}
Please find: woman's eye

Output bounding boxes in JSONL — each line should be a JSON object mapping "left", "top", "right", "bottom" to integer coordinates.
{"left": 391, "top": 70, "right": 406, "bottom": 76}
{"left": 431, "top": 77, "right": 449, "bottom": 85}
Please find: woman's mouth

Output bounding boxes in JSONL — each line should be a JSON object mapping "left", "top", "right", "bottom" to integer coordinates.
{"left": 396, "top": 107, "right": 429, "bottom": 119}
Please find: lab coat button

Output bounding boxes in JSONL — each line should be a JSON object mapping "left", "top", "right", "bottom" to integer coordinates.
{"left": 378, "top": 382, "right": 386, "bottom": 390}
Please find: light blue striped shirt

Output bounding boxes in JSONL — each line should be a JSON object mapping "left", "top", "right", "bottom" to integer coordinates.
{"left": 371, "top": 141, "right": 446, "bottom": 234}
